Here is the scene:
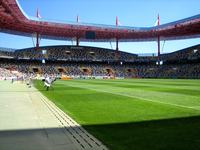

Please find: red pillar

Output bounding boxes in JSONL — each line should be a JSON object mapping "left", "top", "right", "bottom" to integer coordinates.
{"left": 157, "top": 14, "right": 160, "bottom": 62}
{"left": 36, "top": 32, "right": 39, "bottom": 50}
{"left": 35, "top": 9, "right": 40, "bottom": 50}
{"left": 115, "top": 38, "right": 120, "bottom": 60}
{"left": 116, "top": 38, "right": 119, "bottom": 51}
{"left": 76, "top": 15, "right": 79, "bottom": 46}
{"left": 76, "top": 37, "right": 79, "bottom": 46}
{"left": 115, "top": 16, "right": 119, "bottom": 60}
{"left": 116, "top": 16, "right": 119, "bottom": 51}
{"left": 157, "top": 36, "right": 160, "bottom": 59}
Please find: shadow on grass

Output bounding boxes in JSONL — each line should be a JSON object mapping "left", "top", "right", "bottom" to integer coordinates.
{"left": 1, "top": 116, "right": 200, "bottom": 150}
{"left": 33, "top": 80, "right": 200, "bottom": 149}
{"left": 0, "top": 127, "right": 104, "bottom": 150}
{"left": 83, "top": 115, "right": 200, "bottom": 150}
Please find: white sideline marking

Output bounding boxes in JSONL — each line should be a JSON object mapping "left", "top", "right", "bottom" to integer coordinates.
{"left": 61, "top": 82, "right": 200, "bottom": 111}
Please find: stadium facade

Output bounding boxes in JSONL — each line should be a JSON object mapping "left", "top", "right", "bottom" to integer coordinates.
{"left": 0, "top": 0, "right": 200, "bottom": 42}
{"left": 0, "top": 0, "right": 200, "bottom": 79}
{"left": 0, "top": 44, "right": 199, "bottom": 79}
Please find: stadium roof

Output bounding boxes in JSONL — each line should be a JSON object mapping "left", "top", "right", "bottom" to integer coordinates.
{"left": 0, "top": 0, "right": 200, "bottom": 42}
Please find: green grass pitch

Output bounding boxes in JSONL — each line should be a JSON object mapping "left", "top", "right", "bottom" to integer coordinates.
{"left": 34, "top": 79, "right": 200, "bottom": 150}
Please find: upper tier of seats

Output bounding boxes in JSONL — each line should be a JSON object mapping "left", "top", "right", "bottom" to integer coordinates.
{"left": 0, "top": 44, "right": 199, "bottom": 63}
{"left": 1, "top": 45, "right": 137, "bottom": 61}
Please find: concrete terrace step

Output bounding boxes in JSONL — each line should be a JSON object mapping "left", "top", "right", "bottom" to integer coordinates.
{"left": 0, "top": 81, "right": 107, "bottom": 150}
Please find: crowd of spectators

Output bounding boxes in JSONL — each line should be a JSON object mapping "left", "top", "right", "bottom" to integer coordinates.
{"left": 0, "top": 60, "right": 199, "bottom": 79}
{"left": 135, "top": 64, "right": 200, "bottom": 79}
{"left": 1, "top": 45, "right": 199, "bottom": 63}
{"left": 3, "top": 46, "right": 137, "bottom": 62}
{"left": 160, "top": 45, "right": 200, "bottom": 62}
{"left": 0, "top": 51, "right": 14, "bottom": 58}
{"left": 0, "top": 44, "right": 199, "bottom": 79}
{"left": 0, "top": 67, "right": 15, "bottom": 79}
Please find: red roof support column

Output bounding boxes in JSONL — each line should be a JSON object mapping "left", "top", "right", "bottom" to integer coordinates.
{"left": 115, "top": 38, "right": 120, "bottom": 60}
{"left": 116, "top": 16, "right": 119, "bottom": 51}
{"left": 115, "top": 16, "right": 120, "bottom": 60}
{"left": 36, "top": 32, "right": 39, "bottom": 50}
{"left": 76, "top": 37, "right": 79, "bottom": 46}
{"left": 157, "top": 14, "right": 160, "bottom": 62}
{"left": 76, "top": 15, "right": 80, "bottom": 46}
{"left": 35, "top": 9, "right": 41, "bottom": 50}
{"left": 116, "top": 38, "right": 119, "bottom": 51}
{"left": 157, "top": 36, "right": 160, "bottom": 60}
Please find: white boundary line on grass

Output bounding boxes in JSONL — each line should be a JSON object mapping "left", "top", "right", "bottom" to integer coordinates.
{"left": 61, "top": 82, "right": 200, "bottom": 111}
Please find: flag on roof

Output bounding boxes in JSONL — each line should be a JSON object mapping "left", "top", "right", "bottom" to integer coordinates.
{"left": 154, "top": 14, "right": 160, "bottom": 26}
{"left": 36, "top": 8, "right": 42, "bottom": 19}
{"left": 77, "top": 15, "right": 80, "bottom": 23}
{"left": 116, "top": 16, "right": 122, "bottom": 26}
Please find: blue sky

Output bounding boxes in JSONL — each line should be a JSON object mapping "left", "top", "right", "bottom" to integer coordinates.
{"left": 0, "top": 0, "right": 199, "bottom": 54}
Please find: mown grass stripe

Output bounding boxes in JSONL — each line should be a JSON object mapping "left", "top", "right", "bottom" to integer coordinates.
{"left": 58, "top": 80, "right": 200, "bottom": 107}
{"left": 34, "top": 79, "right": 200, "bottom": 150}
{"left": 59, "top": 81, "right": 200, "bottom": 111}
{"left": 70, "top": 80, "right": 200, "bottom": 98}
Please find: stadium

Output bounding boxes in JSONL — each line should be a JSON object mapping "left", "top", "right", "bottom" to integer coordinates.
{"left": 0, "top": 0, "right": 200, "bottom": 150}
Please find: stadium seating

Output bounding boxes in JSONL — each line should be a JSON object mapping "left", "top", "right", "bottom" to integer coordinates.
{"left": 13, "top": 46, "right": 137, "bottom": 61}
{"left": 0, "top": 45, "right": 199, "bottom": 79}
